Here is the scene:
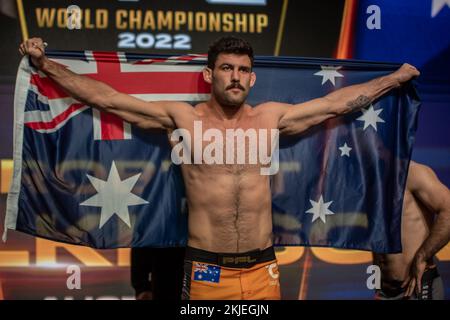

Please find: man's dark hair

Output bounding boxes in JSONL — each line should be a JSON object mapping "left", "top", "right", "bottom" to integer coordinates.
{"left": 207, "top": 36, "right": 254, "bottom": 69}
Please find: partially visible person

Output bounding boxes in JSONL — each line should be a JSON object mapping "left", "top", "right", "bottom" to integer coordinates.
{"left": 131, "top": 247, "right": 185, "bottom": 300}
{"left": 373, "top": 161, "right": 450, "bottom": 300}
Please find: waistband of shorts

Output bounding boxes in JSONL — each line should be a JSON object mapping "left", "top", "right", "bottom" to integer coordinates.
{"left": 185, "top": 246, "right": 276, "bottom": 268}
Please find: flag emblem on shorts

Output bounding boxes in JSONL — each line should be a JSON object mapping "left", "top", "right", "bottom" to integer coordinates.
{"left": 193, "top": 262, "right": 221, "bottom": 283}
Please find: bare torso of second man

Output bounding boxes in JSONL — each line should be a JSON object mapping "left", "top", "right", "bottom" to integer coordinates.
{"left": 169, "top": 102, "right": 278, "bottom": 253}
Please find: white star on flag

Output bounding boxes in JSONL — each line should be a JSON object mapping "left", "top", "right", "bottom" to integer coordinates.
{"left": 306, "top": 195, "right": 335, "bottom": 223}
{"left": 80, "top": 161, "right": 149, "bottom": 229}
{"left": 432, "top": 0, "right": 450, "bottom": 17}
{"left": 339, "top": 143, "right": 352, "bottom": 157}
{"left": 314, "top": 66, "right": 344, "bottom": 86}
{"left": 357, "top": 104, "right": 385, "bottom": 131}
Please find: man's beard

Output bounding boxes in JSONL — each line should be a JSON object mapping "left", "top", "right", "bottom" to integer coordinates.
{"left": 214, "top": 83, "right": 248, "bottom": 108}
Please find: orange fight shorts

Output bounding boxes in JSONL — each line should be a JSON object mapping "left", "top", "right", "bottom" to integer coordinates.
{"left": 182, "top": 246, "right": 281, "bottom": 300}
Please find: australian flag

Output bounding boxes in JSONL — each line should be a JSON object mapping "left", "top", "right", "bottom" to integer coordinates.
{"left": 3, "top": 50, "right": 420, "bottom": 253}
{"left": 193, "top": 262, "right": 221, "bottom": 283}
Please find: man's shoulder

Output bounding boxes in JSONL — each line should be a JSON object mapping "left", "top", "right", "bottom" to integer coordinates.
{"left": 253, "top": 101, "right": 291, "bottom": 114}
{"left": 407, "top": 161, "right": 439, "bottom": 191}
{"left": 168, "top": 100, "right": 194, "bottom": 108}
{"left": 166, "top": 100, "right": 198, "bottom": 115}
{"left": 254, "top": 101, "right": 291, "bottom": 108}
{"left": 162, "top": 101, "right": 200, "bottom": 126}
{"left": 191, "top": 102, "right": 208, "bottom": 116}
{"left": 408, "top": 161, "right": 435, "bottom": 181}
{"left": 193, "top": 101, "right": 205, "bottom": 108}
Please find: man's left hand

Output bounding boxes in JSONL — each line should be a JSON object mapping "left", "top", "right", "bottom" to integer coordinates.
{"left": 391, "top": 63, "right": 420, "bottom": 86}
{"left": 402, "top": 252, "right": 427, "bottom": 298}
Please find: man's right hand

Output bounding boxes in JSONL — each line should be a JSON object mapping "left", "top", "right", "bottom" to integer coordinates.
{"left": 19, "top": 37, "right": 47, "bottom": 69}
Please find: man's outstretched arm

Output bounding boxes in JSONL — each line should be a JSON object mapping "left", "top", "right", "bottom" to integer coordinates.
{"left": 271, "top": 63, "right": 419, "bottom": 135}
{"left": 19, "top": 37, "right": 193, "bottom": 130}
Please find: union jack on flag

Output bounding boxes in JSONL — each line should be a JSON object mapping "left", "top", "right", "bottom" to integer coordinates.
{"left": 193, "top": 262, "right": 209, "bottom": 273}
{"left": 25, "top": 52, "right": 209, "bottom": 138}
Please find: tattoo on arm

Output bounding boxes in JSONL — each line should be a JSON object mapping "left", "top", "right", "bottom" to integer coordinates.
{"left": 346, "top": 95, "right": 371, "bottom": 112}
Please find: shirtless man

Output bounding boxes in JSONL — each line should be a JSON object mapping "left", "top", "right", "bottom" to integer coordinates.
{"left": 20, "top": 36, "right": 419, "bottom": 300}
{"left": 373, "top": 161, "right": 450, "bottom": 300}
